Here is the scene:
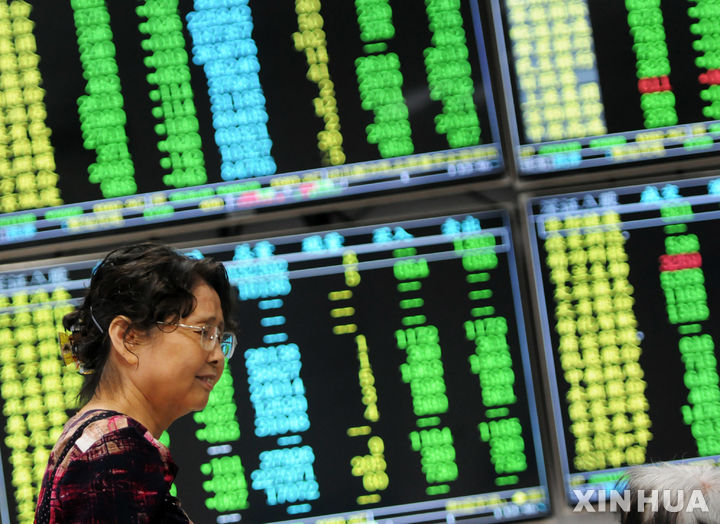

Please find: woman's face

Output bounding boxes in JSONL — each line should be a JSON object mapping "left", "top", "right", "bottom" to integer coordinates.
{"left": 132, "top": 281, "right": 226, "bottom": 424}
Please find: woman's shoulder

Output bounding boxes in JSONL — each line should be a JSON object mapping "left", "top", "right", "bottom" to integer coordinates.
{"left": 41, "top": 411, "right": 189, "bottom": 522}
{"left": 54, "top": 410, "right": 167, "bottom": 465}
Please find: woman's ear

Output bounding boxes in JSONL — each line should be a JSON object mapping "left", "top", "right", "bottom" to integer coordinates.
{"left": 108, "top": 315, "right": 140, "bottom": 366}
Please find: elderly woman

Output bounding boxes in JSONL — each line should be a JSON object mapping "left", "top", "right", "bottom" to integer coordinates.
{"left": 34, "top": 243, "right": 236, "bottom": 523}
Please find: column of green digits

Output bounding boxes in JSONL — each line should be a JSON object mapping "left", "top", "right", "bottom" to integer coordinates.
{"left": 456, "top": 233, "right": 527, "bottom": 484}
{"left": 194, "top": 364, "right": 248, "bottom": 512}
{"left": 469, "top": 315, "right": 527, "bottom": 479}
{"left": 354, "top": 0, "right": 413, "bottom": 158}
{"left": 408, "top": 427, "right": 457, "bottom": 488}
{"left": 544, "top": 213, "right": 651, "bottom": 473}
{"left": 292, "top": 1, "right": 346, "bottom": 166}
{"left": 660, "top": 256, "right": 707, "bottom": 323}
{"left": 200, "top": 456, "right": 248, "bottom": 513}
{"left": 478, "top": 419, "right": 526, "bottom": 477}
{"left": 0, "top": 1, "right": 61, "bottom": 214}
{"left": 0, "top": 286, "right": 80, "bottom": 524}
{"left": 396, "top": 326, "right": 449, "bottom": 417}
{"left": 393, "top": 250, "right": 457, "bottom": 491}
{"left": 678, "top": 333, "right": 720, "bottom": 455}
{"left": 137, "top": 0, "right": 207, "bottom": 188}
{"left": 355, "top": 0, "right": 394, "bottom": 41}
{"left": 687, "top": 0, "right": 720, "bottom": 119}
{"left": 659, "top": 232, "right": 708, "bottom": 325}
{"left": 658, "top": 202, "right": 720, "bottom": 456}
{"left": 626, "top": 0, "right": 678, "bottom": 128}
{"left": 71, "top": 0, "right": 136, "bottom": 198}
{"left": 423, "top": 0, "right": 480, "bottom": 147}
{"left": 459, "top": 234, "right": 497, "bottom": 317}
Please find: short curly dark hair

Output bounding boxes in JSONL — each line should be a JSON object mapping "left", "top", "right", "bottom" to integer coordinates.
{"left": 63, "top": 242, "right": 236, "bottom": 406}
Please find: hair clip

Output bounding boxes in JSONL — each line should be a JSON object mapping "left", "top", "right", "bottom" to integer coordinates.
{"left": 58, "top": 331, "right": 94, "bottom": 375}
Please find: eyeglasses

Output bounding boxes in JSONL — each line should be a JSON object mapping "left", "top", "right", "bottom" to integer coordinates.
{"left": 157, "top": 322, "right": 236, "bottom": 359}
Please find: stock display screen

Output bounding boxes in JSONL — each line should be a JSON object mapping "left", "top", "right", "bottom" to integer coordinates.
{"left": 0, "top": 210, "right": 548, "bottom": 523}
{"left": 0, "top": 0, "right": 502, "bottom": 246}
{"left": 496, "top": 0, "right": 720, "bottom": 174}
{"left": 526, "top": 175, "right": 720, "bottom": 502}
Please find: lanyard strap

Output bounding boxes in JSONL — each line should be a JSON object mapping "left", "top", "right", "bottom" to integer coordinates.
{"left": 35, "top": 411, "right": 117, "bottom": 524}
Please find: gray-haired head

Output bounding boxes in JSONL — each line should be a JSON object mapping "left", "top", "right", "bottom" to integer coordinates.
{"left": 618, "top": 463, "right": 720, "bottom": 523}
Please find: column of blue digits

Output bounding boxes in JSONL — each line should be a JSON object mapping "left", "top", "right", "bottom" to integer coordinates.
{"left": 244, "top": 345, "right": 309, "bottom": 437}
{"left": 186, "top": 0, "right": 276, "bottom": 180}
{"left": 226, "top": 242, "right": 319, "bottom": 513}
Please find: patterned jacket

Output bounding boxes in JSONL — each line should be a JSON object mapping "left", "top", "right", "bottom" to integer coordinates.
{"left": 34, "top": 409, "right": 191, "bottom": 523}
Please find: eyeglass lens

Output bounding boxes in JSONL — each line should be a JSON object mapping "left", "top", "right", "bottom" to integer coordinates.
{"left": 200, "top": 326, "right": 235, "bottom": 358}
{"left": 220, "top": 334, "right": 235, "bottom": 358}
